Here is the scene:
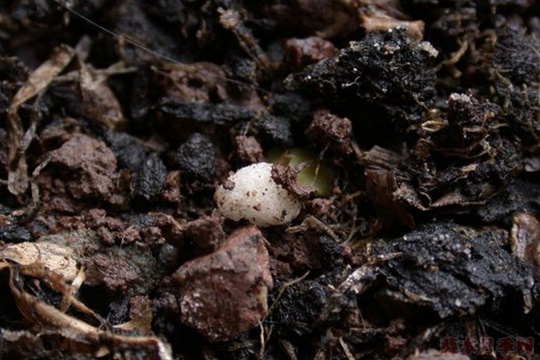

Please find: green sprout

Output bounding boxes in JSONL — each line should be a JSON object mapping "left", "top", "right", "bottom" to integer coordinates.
{"left": 267, "top": 147, "right": 335, "bottom": 196}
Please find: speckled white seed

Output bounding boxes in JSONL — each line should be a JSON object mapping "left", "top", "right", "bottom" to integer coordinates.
{"left": 214, "top": 162, "right": 301, "bottom": 227}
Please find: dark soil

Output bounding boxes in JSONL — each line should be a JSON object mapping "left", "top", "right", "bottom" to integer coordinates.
{"left": 0, "top": 1, "right": 539, "bottom": 359}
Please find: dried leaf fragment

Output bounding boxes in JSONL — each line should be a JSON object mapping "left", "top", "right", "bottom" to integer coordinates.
{"left": 510, "top": 213, "right": 540, "bottom": 266}
{"left": 7, "top": 266, "right": 172, "bottom": 360}
{"left": 1, "top": 242, "right": 78, "bottom": 281}
{"left": 7, "top": 45, "right": 75, "bottom": 195}
{"left": 79, "top": 63, "right": 126, "bottom": 130}
{"left": 9, "top": 45, "right": 75, "bottom": 109}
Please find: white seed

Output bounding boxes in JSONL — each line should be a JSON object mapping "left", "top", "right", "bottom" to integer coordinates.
{"left": 214, "top": 162, "right": 301, "bottom": 227}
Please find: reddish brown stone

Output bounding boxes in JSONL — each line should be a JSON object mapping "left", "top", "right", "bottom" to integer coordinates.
{"left": 173, "top": 226, "right": 272, "bottom": 342}
{"left": 234, "top": 135, "right": 264, "bottom": 164}
{"left": 285, "top": 36, "right": 336, "bottom": 68}
{"left": 49, "top": 134, "right": 117, "bottom": 199}
{"left": 84, "top": 252, "right": 139, "bottom": 293}
{"left": 306, "top": 110, "right": 353, "bottom": 155}
{"left": 183, "top": 216, "right": 225, "bottom": 257}
{"left": 161, "top": 170, "right": 181, "bottom": 204}
{"left": 38, "top": 134, "right": 117, "bottom": 211}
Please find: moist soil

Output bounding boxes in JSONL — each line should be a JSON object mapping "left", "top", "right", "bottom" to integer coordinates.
{"left": 0, "top": 1, "right": 539, "bottom": 359}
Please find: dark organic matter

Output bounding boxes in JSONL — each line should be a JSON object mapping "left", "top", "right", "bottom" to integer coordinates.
{"left": 0, "top": 0, "right": 538, "bottom": 359}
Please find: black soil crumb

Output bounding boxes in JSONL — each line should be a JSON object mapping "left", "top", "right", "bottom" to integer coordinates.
{"left": 286, "top": 29, "right": 438, "bottom": 130}
{"left": 132, "top": 154, "right": 167, "bottom": 205}
{"left": 175, "top": 133, "right": 218, "bottom": 182}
